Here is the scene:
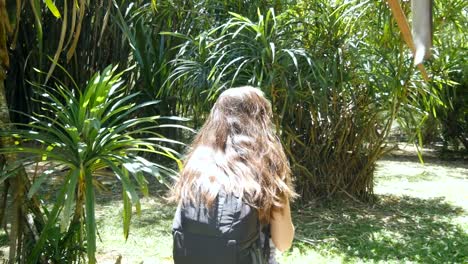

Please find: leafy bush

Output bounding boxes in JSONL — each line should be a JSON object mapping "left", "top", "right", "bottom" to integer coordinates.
{"left": 164, "top": 1, "right": 420, "bottom": 201}
{"left": 1, "top": 65, "right": 183, "bottom": 263}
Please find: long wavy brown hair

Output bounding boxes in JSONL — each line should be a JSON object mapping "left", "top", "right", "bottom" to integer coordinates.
{"left": 170, "top": 86, "right": 296, "bottom": 223}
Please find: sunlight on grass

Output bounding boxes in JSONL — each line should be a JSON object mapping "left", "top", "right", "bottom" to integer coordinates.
{"left": 278, "top": 246, "right": 345, "bottom": 264}
{"left": 375, "top": 159, "right": 468, "bottom": 210}
{"left": 96, "top": 198, "right": 175, "bottom": 264}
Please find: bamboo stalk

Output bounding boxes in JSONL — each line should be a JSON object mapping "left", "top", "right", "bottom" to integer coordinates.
{"left": 45, "top": 0, "right": 68, "bottom": 84}
{"left": 66, "top": 0, "right": 86, "bottom": 62}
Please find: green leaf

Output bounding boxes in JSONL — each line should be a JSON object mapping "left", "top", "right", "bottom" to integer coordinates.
{"left": 135, "top": 171, "right": 149, "bottom": 197}
{"left": 28, "top": 173, "right": 70, "bottom": 264}
{"left": 283, "top": 49, "right": 299, "bottom": 70}
{"left": 228, "top": 12, "right": 253, "bottom": 24}
{"left": 45, "top": 0, "right": 61, "bottom": 18}
{"left": 160, "top": 31, "right": 192, "bottom": 41}
{"left": 27, "top": 168, "right": 55, "bottom": 198}
{"left": 122, "top": 185, "right": 132, "bottom": 240}
{"left": 84, "top": 169, "right": 97, "bottom": 264}
{"left": 60, "top": 169, "right": 79, "bottom": 232}
{"left": 122, "top": 160, "right": 150, "bottom": 197}
{"left": 102, "top": 159, "right": 140, "bottom": 205}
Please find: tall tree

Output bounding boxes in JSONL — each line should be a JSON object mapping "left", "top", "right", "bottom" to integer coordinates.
{"left": 1, "top": 1, "right": 46, "bottom": 262}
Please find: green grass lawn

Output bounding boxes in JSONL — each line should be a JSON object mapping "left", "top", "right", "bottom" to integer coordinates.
{"left": 92, "top": 154, "right": 468, "bottom": 264}
{"left": 1, "top": 152, "right": 467, "bottom": 263}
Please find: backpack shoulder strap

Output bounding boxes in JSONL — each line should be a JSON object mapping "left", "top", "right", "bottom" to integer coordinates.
{"left": 172, "top": 203, "right": 183, "bottom": 230}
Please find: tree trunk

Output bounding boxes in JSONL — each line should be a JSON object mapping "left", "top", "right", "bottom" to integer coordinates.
{"left": 0, "top": 4, "right": 44, "bottom": 262}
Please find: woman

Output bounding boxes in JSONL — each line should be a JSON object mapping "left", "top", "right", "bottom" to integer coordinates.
{"left": 170, "top": 86, "right": 296, "bottom": 264}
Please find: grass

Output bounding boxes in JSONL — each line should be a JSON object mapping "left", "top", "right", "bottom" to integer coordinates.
{"left": 280, "top": 150, "right": 468, "bottom": 264}
{"left": 1, "top": 150, "right": 467, "bottom": 263}
{"left": 91, "top": 151, "right": 467, "bottom": 264}
{"left": 286, "top": 195, "right": 467, "bottom": 263}
{"left": 95, "top": 197, "right": 175, "bottom": 264}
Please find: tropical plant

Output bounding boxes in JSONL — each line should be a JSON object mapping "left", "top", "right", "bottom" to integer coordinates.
{"left": 163, "top": 1, "right": 435, "bottom": 201}
{"left": 424, "top": 0, "right": 467, "bottom": 150}
{"left": 0, "top": 0, "right": 465, "bottom": 262}
{"left": 1, "top": 2, "right": 49, "bottom": 262}
{"left": 4, "top": 0, "right": 135, "bottom": 122}
{"left": 113, "top": 0, "right": 280, "bottom": 117}
{"left": 1, "top": 1, "right": 186, "bottom": 261}
{"left": 2, "top": 1, "right": 164, "bottom": 260}
{"left": 389, "top": 0, "right": 467, "bottom": 154}
{"left": 1, "top": 65, "right": 183, "bottom": 263}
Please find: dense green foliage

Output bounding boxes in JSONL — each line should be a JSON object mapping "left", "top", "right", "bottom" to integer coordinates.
{"left": 387, "top": 0, "right": 467, "bottom": 153}
{"left": 424, "top": 0, "right": 467, "bottom": 150}
{"left": 156, "top": 0, "right": 451, "bottom": 200}
{"left": 2, "top": 66, "right": 183, "bottom": 262}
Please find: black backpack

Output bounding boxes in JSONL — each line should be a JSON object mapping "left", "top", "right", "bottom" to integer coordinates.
{"left": 172, "top": 191, "right": 271, "bottom": 264}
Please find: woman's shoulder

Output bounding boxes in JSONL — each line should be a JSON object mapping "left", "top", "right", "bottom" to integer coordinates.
{"left": 190, "top": 145, "right": 216, "bottom": 162}
{"left": 186, "top": 146, "right": 216, "bottom": 170}
{"left": 185, "top": 146, "right": 224, "bottom": 182}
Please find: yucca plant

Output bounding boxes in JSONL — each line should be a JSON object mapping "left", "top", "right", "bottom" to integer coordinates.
{"left": 1, "top": 65, "right": 184, "bottom": 263}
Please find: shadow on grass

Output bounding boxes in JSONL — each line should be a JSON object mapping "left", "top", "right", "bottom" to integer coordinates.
{"left": 94, "top": 174, "right": 170, "bottom": 204}
{"left": 131, "top": 203, "right": 175, "bottom": 229}
{"left": 293, "top": 195, "right": 468, "bottom": 263}
{"left": 95, "top": 196, "right": 176, "bottom": 236}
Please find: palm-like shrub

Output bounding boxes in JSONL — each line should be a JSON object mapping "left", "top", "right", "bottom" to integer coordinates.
{"left": 1, "top": 65, "right": 182, "bottom": 263}
{"left": 165, "top": 1, "right": 425, "bottom": 201}
{"left": 420, "top": 0, "right": 467, "bottom": 150}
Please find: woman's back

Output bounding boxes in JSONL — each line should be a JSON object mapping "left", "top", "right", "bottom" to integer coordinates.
{"left": 170, "top": 87, "right": 296, "bottom": 263}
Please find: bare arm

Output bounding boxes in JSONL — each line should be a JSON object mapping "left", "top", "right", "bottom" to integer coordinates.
{"left": 270, "top": 199, "right": 294, "bottom": 252}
